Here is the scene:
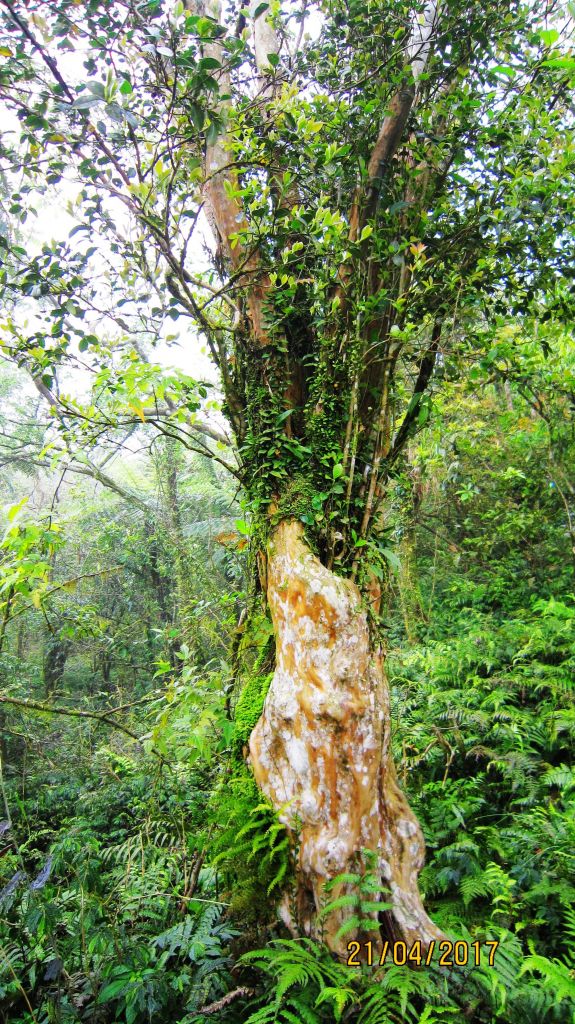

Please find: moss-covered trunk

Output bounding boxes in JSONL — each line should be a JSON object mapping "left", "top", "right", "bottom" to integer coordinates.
{"left": 249, "top": 519, "right": 440, "bottom": 954}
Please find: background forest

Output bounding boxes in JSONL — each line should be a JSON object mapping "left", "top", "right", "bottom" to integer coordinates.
{"left": 1, "top": 0, "right": 575, "bottom": 1019}
{"left": 1, "top": 325, "right": 575, "bottom": 1023}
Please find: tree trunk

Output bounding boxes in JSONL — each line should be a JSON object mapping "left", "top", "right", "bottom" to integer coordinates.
{"left": 249, "top": 520, "right": 441, "bottom": 955}
{"left": 43, "top": 635, "right": 70, "bottom": 697}
{"left": 16, "top": 623, "right": 25, "bottom": 661}
{"left": 398, "top": 528, "right": 428, "bottom": 643}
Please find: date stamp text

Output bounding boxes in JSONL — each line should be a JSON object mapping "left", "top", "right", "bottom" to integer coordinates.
{"left": 346, "top": 939, "right": 499, "bottom": 968}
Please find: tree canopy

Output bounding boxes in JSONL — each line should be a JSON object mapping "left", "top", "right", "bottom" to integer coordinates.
{"left": 1, "top": 0, "right": 573, "bottom": 557}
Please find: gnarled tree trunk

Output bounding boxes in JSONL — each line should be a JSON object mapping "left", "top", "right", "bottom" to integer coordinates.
{"left": 194, "top": 0, "right": 443, "bottom": 954}
{"left": 249, "top": 520, "right": 441, "bottom": 954}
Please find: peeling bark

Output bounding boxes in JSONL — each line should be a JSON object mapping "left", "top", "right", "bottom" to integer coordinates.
{"left": 249, "top": 520, "right": 441, "bottom": 954}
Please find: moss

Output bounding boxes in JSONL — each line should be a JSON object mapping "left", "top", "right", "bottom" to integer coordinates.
{"left": 234, "top": 671, "right": 273, "bottom": 746}
{"left": 274, "top": 473, "right": 317, "bottom": 523}
{"left": 232, "top": 604, "right": 272, "bottom": 674}
{"left": 208, "top": 762, "right": 292, "bottom": 929}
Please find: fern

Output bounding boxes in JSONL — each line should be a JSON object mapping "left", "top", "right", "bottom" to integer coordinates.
{"left": 319, "top": 850, "right": 392, "bottom": 940}
{"left": 210, "top": 771, "right": 292, "bottom": 918}
{"left": 542, "top": 764, "right": 575, "bottom": 792}
{"left": 240, "top": 938, "right": 353, "bottom": 1024}
{"left": 315, "top": 984, "right": 356, "bottom": 1022}
{"left": 472, "top": 929, "right": 524, "bottom": 1015}
{"left": 151, "top": 916, "right": 196, "bottom": 958}
{"left": 562, "top": 906, "right": 575, "bottom": 953}
{"left": 459, "top": 861, "right": 516, "bottom": 913}
{"left": 357, "top": 985, "right": 414, "bottom": 1024}
{"left": 519, "top": 954, "right": 575, "bottom": 1009}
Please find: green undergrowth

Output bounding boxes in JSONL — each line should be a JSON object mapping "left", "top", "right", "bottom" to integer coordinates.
{"left": 0, "top": 747, "right": 235, "bottom": 1024}
{"left": 3, "top": 588, "right": 575, "bottom": 1024}
{"left": 208, "top": 763, "right": 292, "bottom": 931}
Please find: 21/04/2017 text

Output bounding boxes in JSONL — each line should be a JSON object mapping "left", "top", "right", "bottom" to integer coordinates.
{"left": 346, "top": 940, "right": 499, "bottom": 968}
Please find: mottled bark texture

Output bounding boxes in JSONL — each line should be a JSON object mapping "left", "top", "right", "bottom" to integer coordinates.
{"left": 249, "top": 521, "right": 441, "bottom": 954}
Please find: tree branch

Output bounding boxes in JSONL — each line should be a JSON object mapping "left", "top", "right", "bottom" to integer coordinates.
{"left": 197, "top": 987, "right": 255, "bottom": 1016}
{"left": 388, "top": 319, "right": 441, "bottom": 464}
{"left": 0, "top": 0, "right": 74, "bottom": 99}
{"left": 0, "top": 694, "right": 168, "bottom": 758}
{"left": 339, "top": 0, "right": 439, "bottom": 304}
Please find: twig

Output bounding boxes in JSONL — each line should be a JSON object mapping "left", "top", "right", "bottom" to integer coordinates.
{"left": 197, "top": 987, "right": 255, "bottom": 1016}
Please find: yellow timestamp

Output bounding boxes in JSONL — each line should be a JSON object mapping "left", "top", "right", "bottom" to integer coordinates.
{"left": 346, "top": 939, "right": 499, "bottom": 968}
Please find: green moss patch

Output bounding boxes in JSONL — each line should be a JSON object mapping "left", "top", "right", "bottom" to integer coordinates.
{"left": 234, "top": 671, "right": 273, "bottom": 746}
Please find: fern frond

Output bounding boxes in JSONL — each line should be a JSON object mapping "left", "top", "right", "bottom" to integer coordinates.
{"left": 520, "top": 953, "right": 575, "bottom": 1004}
{"left": 335, "top": 914, "right": 368, "bottom": 940}
{"left": 317, "top": 894, "right": 358, "bottom": 920}
{"left": 324, "top": 872, "right": 362, "bottom": 890}
{"left": 563, "top": 906, "right": 575, "bottom": 954}
{"left": 244, "top": 1003, "right": 278, "bottom": 1023}
{"left": 315, "top": 985, "right": 356, "bottom": 1022}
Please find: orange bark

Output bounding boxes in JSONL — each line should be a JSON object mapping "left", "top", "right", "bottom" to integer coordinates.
{"left": 249, "top": 520, "right": 441, "bottom": 954}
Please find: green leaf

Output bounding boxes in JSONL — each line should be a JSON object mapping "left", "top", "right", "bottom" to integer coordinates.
{"left": 97, "top": 977, "right": 130, "bottom": 1003}
{"left": 334, "top": 915, "right": 365, "bottom": 939}
{"left": 72, "top": 94, "right": 104, "bottom": 109}
{"left": 542, "top": 56, "right": 575, "bottom": 69}
{"left": 539, "top": 28, "right": 560, "bottom": 46}
{"left": 188, "top": 103, "right": 205, "bottom": 130}
{"left": 7, "top": 497, "right": 28, "bottom": 523}
{"left": 206, "top": 120, "right": 220, "bottom": 145}
{"left": 381, "top": 548, "right": 400, "bottom": 570}
{"left": 106, "top": 103, "right": 125, "bottom": 123}
{"left": 318, "top": 894, "right": 358, "bottom": 919}
{"left": 199, "top": 56, "right": 221, "bottom": 70}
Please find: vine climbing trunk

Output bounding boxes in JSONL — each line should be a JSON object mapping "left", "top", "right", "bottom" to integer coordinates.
{"left": 249, "top": 520, "right": 441, "bottom": 955}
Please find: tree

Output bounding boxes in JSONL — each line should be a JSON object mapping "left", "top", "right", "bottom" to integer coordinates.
{"left": 0, "top": 0, "right": 573, "bottom": 951}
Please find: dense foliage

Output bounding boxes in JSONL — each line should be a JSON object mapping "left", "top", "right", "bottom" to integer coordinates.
{"left": 0, "top": 0, "right": 573, "bottom": 566}
{"left": 2, "top": 335, "right": 575, "bottom": 1021}
{"left": 1, "top": 0, "right": 575, "bottom": 1018}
